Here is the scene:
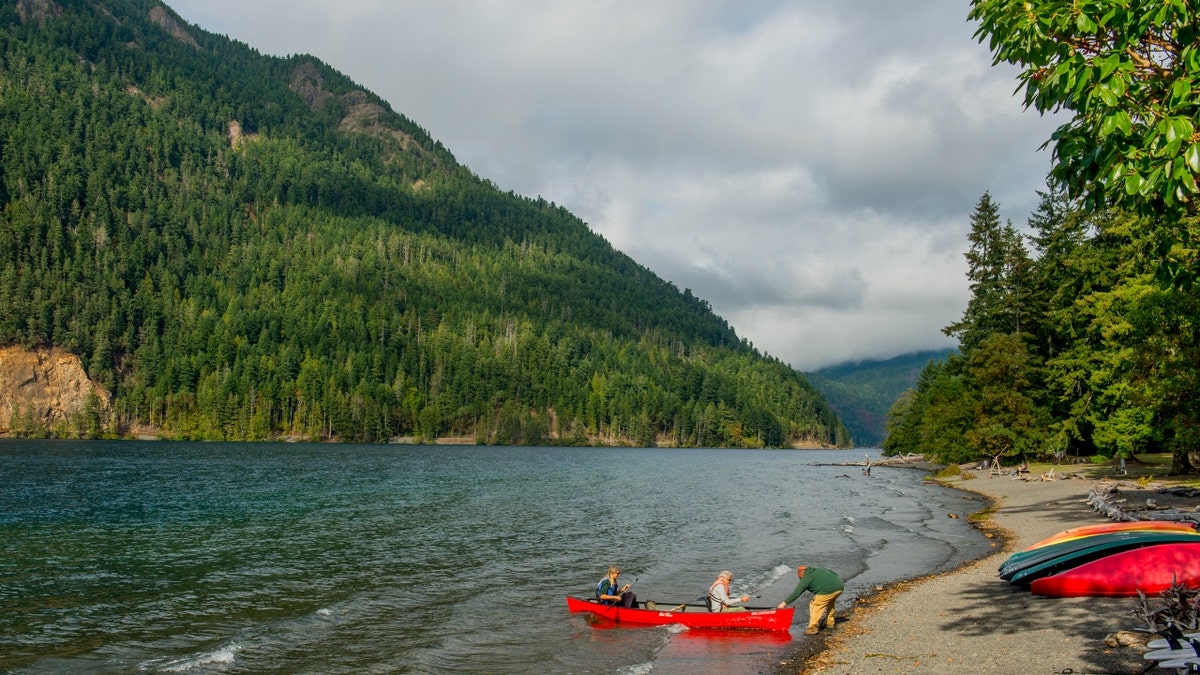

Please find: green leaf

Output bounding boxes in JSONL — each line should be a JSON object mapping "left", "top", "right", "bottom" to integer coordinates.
{"left": 1186, "top": 47, "right": 1200, "bottom": 73}
{"left": 1106, "top": 161, "right": 1126, "bottom": 185}
{"left": 1144, "top": 165, "right": 1165, "bottom": 195}
{"left": 1099, "top": 53, "right": 1120, "bottom": 81}
{"left": 1095, "top": 85, "right": 1120, "bottom": 107}
{"left": 1186, "top": 144, "right": 1200, "bottom": 173}
{"left": 1124, "top": 172, "right": 1145, "bottom": 195}
{"left": 1171, "top": 77, "right": 1192, "bottom": 104}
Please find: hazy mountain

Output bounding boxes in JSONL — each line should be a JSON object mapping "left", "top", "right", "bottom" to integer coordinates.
{"left": 806, "top": 349, "right": 956, "bottom": 447}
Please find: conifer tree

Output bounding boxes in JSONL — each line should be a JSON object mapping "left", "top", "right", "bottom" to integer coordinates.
{"left": 944, "top": 192, "right": 1033, "bottom": 353}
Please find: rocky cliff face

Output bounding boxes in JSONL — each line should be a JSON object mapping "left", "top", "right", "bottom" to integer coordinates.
{"left": 0, "top": 346, "right": 111, "bottom": 434}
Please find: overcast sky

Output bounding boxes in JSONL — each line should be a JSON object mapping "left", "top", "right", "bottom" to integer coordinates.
{"left": 167, "top": 1, "right": 1061, "bottom": 371}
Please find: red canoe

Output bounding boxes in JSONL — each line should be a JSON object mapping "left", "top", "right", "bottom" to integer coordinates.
{"left": 1024, "top": 520, "right": 1197, "bottom": 551}
{"left": 1030, "top": 542, "right": 1200, "bottom": 597}
{"left": 565, "top": 595, "right": 794, "bottom": 631}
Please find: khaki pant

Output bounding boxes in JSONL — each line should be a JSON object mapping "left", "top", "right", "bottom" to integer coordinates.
{"left": 808, "top": 590, "right": 842, "bottom": 630}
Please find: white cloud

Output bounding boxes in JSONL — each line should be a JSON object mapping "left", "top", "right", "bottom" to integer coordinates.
{"left": 168, "top": 0, "right": 1060, "bottom": 370}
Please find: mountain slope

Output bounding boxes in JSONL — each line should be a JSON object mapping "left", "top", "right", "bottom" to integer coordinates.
{"left": 806, "top": 349, "right": 955, "bottom": 447}
{"left": 0, "top": 0, "right": 850, "bottom": 447}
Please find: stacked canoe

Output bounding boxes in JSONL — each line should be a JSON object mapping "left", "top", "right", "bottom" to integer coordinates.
{"left": 998, "top": 521, "right": 1200, "bottom": 597}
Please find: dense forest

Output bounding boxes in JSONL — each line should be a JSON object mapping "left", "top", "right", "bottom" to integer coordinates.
{"left": 920, "top": 1, "right": 1200, "bottom": 476}
{"left": 883, "top": 188, "right": 1200, "bottom": 473}
{"left": 0, "top": 0, "right": 850, "bottom": 447}
{"left": 806, "top": 349, "right": 954, "bottom": 447}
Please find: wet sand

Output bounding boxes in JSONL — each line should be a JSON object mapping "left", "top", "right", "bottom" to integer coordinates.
{"left": 782, "top": 469, "right": 1191, "bottom": 675}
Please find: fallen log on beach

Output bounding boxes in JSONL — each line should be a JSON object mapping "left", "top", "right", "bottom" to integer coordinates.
{"left": 1088, "top": 483, "right": 1200, "bottom": 525}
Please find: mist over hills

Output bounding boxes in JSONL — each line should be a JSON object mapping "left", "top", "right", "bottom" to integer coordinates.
{"left": 0, "top": 0, "right": 850, "bottom": 447}
{"left": 806, "top": 349, "right": 956, "bottom": 447}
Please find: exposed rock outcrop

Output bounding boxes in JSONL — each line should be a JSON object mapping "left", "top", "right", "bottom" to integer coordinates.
{"left": 288, "top": 62, "right": 425, "bottom": 155}
{"left": 15, "top": 0, "right": 63, "bottom": 27}
{"left": 148, "top": 6, "right": 199, "bottom": 50}
{"left": 0, "top": 346, "right": 111, "bottom": 435}
{"left": 290, "top": 62, "right": 335, "bottom": 112}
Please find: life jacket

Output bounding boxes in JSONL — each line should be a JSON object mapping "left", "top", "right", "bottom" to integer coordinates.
{"left": 707, "top": 577, "right": 730, "bottom": 612}
{"left": 596, "top": 576, "right": 616, "bottom": 604}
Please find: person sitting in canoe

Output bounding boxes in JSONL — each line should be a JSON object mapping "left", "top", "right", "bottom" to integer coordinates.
{"left": 707, "top": 570, "right": 750, "bottom": 612}
{"left": 596, "top": 565, "right": 638, "bottom": 608}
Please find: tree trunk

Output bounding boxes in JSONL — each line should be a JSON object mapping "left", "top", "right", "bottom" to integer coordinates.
{"left": 1170, "top": 447, "right": 1195, "bottom": 475}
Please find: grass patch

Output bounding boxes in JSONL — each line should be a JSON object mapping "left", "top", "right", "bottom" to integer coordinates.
{"left": 967, "top": 506, "right": 995, "bottom": 523}
{"left": 932, "top": 464, "right": 961, "bottom": 479}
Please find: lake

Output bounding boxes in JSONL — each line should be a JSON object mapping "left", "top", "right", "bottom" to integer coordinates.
{"left": 0, "top": 441, "right": 992, "bottom": 673}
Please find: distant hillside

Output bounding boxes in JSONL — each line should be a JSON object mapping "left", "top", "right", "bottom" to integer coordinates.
{"left": 0, "top": 0, "right": 850, "bottom": 447}
{"left": 806, "top": 349, "right": 956, "bottom": 447}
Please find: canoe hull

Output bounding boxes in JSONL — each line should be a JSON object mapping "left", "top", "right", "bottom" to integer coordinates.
{"left": 1000, "top": 531, "right": 1200, "bottom": 583}
{"left": 1030, "top": 542, "right": 1200, "bottom": 597}
{"left": 1024, "top": 520, "right": 1197, "bottom": 551}
{"left": 565, "top": 595, "right": 794, "bottom": 631}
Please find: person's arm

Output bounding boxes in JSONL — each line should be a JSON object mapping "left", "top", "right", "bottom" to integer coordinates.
{"left": 718, "top": 585, "right": 750, "bottom": 607}
{"left": 599, "top": 580, "right": 632, "bottom": 601}
{"left": 777, "top": 578, "right": 811, "bottom": 608}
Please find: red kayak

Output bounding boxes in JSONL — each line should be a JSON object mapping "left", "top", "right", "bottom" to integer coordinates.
{"left": 565, "top": 595, "right": 794, "bottom": 631}
{"left": 1030, "top": 542, "right": 1200, "bottom": 597}
{"left": 1024, "top": 520, "right": 1197, "bottom": 551}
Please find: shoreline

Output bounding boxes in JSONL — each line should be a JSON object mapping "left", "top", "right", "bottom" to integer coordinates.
{"left": 770, "top": 466, "right": 1009, "bottom": 674}
{"left": 779, "top": 466, "right": 1189, "bottom": 674}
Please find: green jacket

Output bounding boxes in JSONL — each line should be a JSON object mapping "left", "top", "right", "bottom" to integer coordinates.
{"left": 783, "top": 567, "right": 843, "bottom": 604}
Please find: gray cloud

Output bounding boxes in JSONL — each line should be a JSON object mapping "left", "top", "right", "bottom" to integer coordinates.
{"left": 170, "top": 0, "right": 1060, "bottom": 370}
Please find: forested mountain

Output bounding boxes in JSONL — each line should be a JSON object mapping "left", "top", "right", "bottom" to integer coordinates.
{"left": 0, "top": 0, "right": 850, "bottom": 447}
{"left": 806, "top": 349, "right": 955, "bottom": 447}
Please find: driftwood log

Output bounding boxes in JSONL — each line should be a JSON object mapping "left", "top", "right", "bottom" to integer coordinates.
{"left": 1088, "top": 482, "right": 1200, "bottom": 525}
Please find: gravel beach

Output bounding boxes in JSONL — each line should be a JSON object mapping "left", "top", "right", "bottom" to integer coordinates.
{"left": 789, "top": 468, "right": 1196, "bottom": 675}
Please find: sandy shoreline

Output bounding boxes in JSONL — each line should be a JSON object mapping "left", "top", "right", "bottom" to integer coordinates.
{"left": 779, "top": 467, "right": 1192, "bottom": 675}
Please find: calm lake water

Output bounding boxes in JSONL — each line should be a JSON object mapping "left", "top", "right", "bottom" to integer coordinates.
{"left": 0, "top": 441, "right": 992, "bottom": 674}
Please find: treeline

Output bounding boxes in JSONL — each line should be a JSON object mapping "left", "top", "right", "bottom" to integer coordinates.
{"left": 0, "top": 0, "right": 849, "bottom": 447}
{"left": 883, "top": 188, "right": 1199, "bottom": 473}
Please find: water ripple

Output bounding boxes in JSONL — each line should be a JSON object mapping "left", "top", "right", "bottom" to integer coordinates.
{"left": 0, "top": 441, "right": 991, "bottom": 673}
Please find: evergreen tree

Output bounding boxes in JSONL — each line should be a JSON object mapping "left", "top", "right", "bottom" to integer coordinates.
{"left": 944, "top": 193, "right": 1033, "bottom": 354}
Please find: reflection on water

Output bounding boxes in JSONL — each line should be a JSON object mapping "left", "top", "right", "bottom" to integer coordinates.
{"left": 0, "top": 441, "right": 990, "bottom": 673}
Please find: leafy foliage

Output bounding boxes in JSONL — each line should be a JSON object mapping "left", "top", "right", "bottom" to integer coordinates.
{"left": 969, "top": 0, "right": 1200, "bottom": 285}
{"left": 890, "top": 2, "right": 1200, "bottom": 472}
{"left": 0, "top": 0, "right": 849, "bottom": 447}
{"left": 884, "top": 190, "right": 1200, "bottom": 474}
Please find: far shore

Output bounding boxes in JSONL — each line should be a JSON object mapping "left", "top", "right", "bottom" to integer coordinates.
{"left": 13, "top": 428, "right": 842, "bottom": 449}
{"left": 778, "top": 461, "right": 1197, "bottom": 674}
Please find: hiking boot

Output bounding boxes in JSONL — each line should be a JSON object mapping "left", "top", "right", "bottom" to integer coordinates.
{"left": 805, "top": 627, "right": 819, "bottom": 635}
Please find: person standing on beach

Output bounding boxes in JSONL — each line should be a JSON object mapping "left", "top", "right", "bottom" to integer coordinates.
{"left": 778, "top": 565, "right": 843, "bottom": 634}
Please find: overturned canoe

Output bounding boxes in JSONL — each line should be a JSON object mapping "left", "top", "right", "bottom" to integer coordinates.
{"left": 1023, "top": 520, "right": 1197, "bottom": 552}
{"left": 1000, "top": 530, "right": 1200, "bottom": 582}
{"left": 565, "top": 595, "right": 794, "bottom": 631}
{"left": 1030, "top": 542, "right": 1200, "bottom": 597}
